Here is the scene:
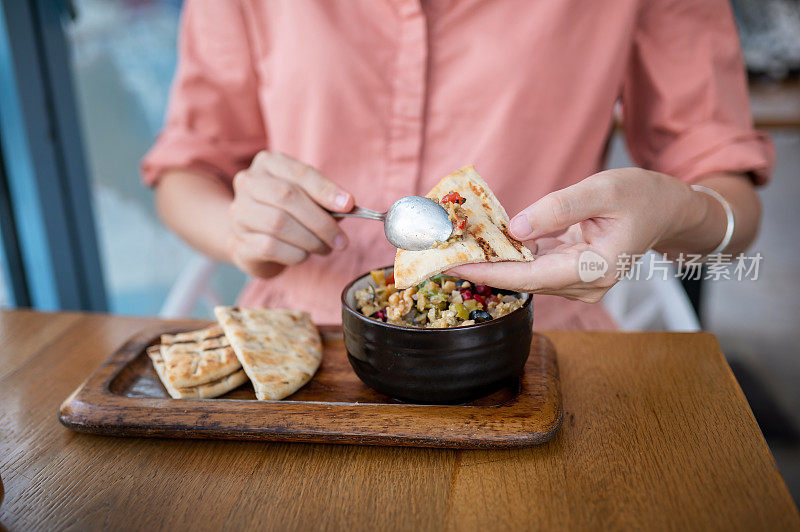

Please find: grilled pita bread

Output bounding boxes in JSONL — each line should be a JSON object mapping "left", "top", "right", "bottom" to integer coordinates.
{"left": 394, "top": 165, "right": 534, "bottom": 289}
{"left": 158, "top": 325, "right": 241, "bottom": 388}
{"left": 213, "top": 307, "right": 323, "bottom": 400}
{"left": 147, "top": 346, "right": 248, "bottom": 399}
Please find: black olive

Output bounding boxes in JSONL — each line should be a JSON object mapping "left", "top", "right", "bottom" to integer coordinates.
{"left": 469, "top": 309, "right": 493, "bottom": 323}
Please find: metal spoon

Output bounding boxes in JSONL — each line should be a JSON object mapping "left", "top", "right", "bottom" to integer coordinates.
{"left": 330, "top": 196, "right": 453, "bottom": 250}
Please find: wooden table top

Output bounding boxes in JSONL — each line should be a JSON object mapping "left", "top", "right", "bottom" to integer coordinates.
{"left": 0, "top": 310, "right": 797, "bottom": 530}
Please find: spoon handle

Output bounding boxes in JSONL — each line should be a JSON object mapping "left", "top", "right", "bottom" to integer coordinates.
{"left": 329, "top": 206, "right": 385, "bottom": 221}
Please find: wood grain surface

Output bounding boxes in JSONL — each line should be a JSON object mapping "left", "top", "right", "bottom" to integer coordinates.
{"left": 58, "top": 324, "right": 562, "bottom": 448}
{"left": 1, "top": 310, "right": 798, "bottom": 531}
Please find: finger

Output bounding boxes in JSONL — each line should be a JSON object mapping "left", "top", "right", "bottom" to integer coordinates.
{"left": 527, "top": 286, "right": 609, "bottom": 303}
{"left": 508, "top": 178, "right": 608, "bottom": 240}
{"left": 449, "top": 260, "right": 610, "bottom": 302}
{"left": 234, "top": 199, "right": 330, "bottom": 254}
{"left": 449, "top": 253, "right": 580, "bottom": 293}
{"left": 531, "top": 227, "right": 569, "bottom": 240}
{"left": 239, "top": 173, "right": 349, "bottom": 250}
{"left": 235, "top": 231, "right": 308, "bottom": 266}
{"left": 523, "top": 240, "right": 539, "bottom": 255}
{"left": 447, "top": 262, "right": 535, "bottom": 292}
{"left": 559, "top": 224, "right": 585, "bottom": 243}
{"left": 529, "top": 237, "right": 565, "bottom": 255}
{"left": 253, "top": 151, "right": 354, "bottom": 212}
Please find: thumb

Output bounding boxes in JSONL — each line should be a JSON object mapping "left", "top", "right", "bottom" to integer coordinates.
{"left": 509, "top": 180, "right": 605, "bottom": 240}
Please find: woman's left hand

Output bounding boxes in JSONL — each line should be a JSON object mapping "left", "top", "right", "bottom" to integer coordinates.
{"left": 449, "top": 168, "right": 703, "bottom": 302}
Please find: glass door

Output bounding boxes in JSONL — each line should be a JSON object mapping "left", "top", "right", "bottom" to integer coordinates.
{"left": 64, "top": 0, "right": 244, "bottom": 316}
{"left": 0, "top": 0, "right": 244, "bottom": 316}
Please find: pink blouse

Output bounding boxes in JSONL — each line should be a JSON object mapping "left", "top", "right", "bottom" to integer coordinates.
{"left": 142, "top": 0, "right": 773, "bottom": 328}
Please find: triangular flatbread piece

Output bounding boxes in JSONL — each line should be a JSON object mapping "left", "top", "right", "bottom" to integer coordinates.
{"left": 148, "top": 346, "right": 249, "bottom": 399}
{"left": 394, "top": 165, "right": 534, "bottom": 289}
{"left": 159, "top": 325, "right": 241, "bottom": 388}
{"left": 213, "top": 307, "right": 323, "bottom": 400}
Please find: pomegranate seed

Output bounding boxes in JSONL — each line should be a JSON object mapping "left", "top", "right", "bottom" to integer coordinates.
{"left": 475, "top": 284, "right": 490, "bottom": 296}
{"left": 473, "top": 294, "right": 485, "bottom": 306}
{"left": 461, "top": 290, "right": 473, "bottom": 300}
{"left": 376, "top": 310, "right": 386, "bottom": 321}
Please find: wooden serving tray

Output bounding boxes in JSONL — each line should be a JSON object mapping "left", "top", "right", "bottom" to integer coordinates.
{"left": 60, "top": 324, "right": 563, "bottom": 448}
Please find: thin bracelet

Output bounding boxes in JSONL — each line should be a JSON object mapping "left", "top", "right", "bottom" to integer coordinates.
{"left": 691, "top": 184, "right": 734, "bottom": 256}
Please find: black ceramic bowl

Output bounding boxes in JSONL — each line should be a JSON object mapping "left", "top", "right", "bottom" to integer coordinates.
{"left": 341, "top": 267, "right": 533, "bottom": 404}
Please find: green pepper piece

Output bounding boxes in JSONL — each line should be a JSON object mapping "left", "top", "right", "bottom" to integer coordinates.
{"left": 428, "top": 293, "right": 447, "bottom": 304}
{"left": 452, "top": 303, "right": 469, "bottom": 320}
{"left": 464, "top": 299, "right": 480, "bottom": 311}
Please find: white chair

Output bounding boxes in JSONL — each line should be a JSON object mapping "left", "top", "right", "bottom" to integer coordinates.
{"left": 159, "top": 255, "right": 222, "bottom": 318}
{"left": 603, "top": 251, "right": 701, "bottom": 331}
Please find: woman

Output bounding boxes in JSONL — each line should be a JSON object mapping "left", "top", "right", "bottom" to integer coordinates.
{"left": 143, "top": 0, "right": 772, "bottom": 329}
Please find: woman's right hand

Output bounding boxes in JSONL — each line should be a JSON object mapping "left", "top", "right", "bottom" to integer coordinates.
{"left": 228, "top": 151, "right": 354, "bottom": 279}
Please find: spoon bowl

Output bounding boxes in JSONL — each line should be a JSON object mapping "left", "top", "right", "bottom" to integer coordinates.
{"left": 384, "top": 196, "right": 453, "bottom": 250}
{"left": 330, "top": 196, "right": 453, "bottom": 250}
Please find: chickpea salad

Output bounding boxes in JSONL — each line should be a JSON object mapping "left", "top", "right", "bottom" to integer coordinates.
{"left": 354, "top": 269, "right": 524, "bottom": 328}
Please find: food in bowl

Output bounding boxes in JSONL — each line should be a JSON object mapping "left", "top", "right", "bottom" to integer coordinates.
{"left": 354, "top": 269, "right": 523, "bottom": 328}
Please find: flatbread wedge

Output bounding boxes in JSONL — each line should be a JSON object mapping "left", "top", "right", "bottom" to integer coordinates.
{"left": 394, "top": 165, "right": 534, "bottom": 289}
{"left": 147, "top": 346, "right": 249, "bottom": 399}
{"left": 159, "top": 325, "right": 241, "bottom": 388}
{"left": 213, "top": 307, "right": 323, "bottom": 400}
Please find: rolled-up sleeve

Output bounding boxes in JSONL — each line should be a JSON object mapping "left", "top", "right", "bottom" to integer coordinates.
{"left": 141, "top": 0, "right": 266, "bottom": 186}
{"left": 622, "top": 0, "right": 774, "bottom": 185}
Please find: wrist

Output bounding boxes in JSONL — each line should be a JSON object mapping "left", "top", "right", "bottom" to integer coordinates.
{"left": 660, "top": 176, "right": 706, "bottom": 240}
{"left": 679, "top": 185, "right": 711, "bottom": 239}
{"left": 654, "top": 176, "right": 711, "bottom": 254}
{"left": 655, "top": 179, "right": 729, "bottom": 256}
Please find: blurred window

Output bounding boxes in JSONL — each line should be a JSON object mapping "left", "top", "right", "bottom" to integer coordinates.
{"left": 66, "top": 0, "right": 243, "bottom": 316}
